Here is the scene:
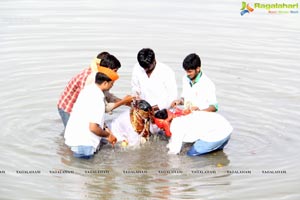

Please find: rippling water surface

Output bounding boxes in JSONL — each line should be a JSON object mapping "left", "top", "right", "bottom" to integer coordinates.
{"left": 1, "top": 0, "right": 300, "bottom": 199}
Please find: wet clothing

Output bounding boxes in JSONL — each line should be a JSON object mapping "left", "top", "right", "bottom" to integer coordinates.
{"left": 64, "top": 84, "right": 105, "bottom": 156}
{"left": 187, "top": 135, "right": 231, "bottom": 156}
{"left": 108, "top": 100, "right": 152, "bottom": 146}
{"left": 167, "top": 111, "right": 233, "bottom": 154}
{"left": 108, "top": 109, "right": 143, "bottom": 146}
{"left": 71, "top": 146, "right": 95, "bottom": 158}
{"left": 58, "top": 108, "right": 70, "bottom": 127}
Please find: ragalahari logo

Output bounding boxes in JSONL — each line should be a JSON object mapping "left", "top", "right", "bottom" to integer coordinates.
{"left": 240, "top": 2, "right": 254, "bottom": 15}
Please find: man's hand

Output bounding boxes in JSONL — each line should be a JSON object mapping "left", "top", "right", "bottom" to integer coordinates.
{"left": 122, "top": 95, "right": 134, "bottom": 106}
{"left": 105, "top": 128, "right": 117, "bottom": 146}
{"left": 107, "top": 134, "right": 117, "bottom": 146}
{"left": 171, "top": 99, "right": 183, "bottom": 108}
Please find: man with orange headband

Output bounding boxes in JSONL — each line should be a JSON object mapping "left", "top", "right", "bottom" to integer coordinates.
{"left": 64, "top": 69, "right": 119, "bottom": 158}
{"left": 57, "top": 53, "right": 133, "bottom": 127}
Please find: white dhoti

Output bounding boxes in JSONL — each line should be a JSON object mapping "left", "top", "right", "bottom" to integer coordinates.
{"left": 108, "top": 109, "right": 142, "bottom": 147}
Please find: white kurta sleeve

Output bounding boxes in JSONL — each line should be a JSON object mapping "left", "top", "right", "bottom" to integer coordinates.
{"left": 87, "top": 89, "right": 105, "bottom": 126}
{"left": 131, "top": 65, "right": 141, "bottom": 97}
{"left": 163, "top": 69, "right": 178, "bottom": 108}
{"left": 180, "top": 76, "right": 188, "bottom": 99}
{"left": 85, "top": 72, "right": 96, "bottom": 87}
{"left": 206, "top": 81, "right": 218, "bottom": 106}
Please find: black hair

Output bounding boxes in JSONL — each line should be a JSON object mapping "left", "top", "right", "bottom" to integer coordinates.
{"left": 100, "top": 54, "right": 121, "bottom": 70}
{"left": 137, "top": 48, "right": 155, "bottom": 69}
{"left": 183, "top": 53, "right": 201, "bottom": 70}
{"left": 95, "top": 72, "right": 112, "bottom": 84}
{"left": 97, "top": 51, "right": 110, "bottom": 59}
{"left": 137, "top": 100, "right": 152, "bottom": 112}
{"left": 154, "top": 109, "right": 168, "bottom": 119}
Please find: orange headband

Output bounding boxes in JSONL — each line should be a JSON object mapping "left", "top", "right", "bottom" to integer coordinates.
{"left": 97, "top": 66, "right": 119, "bottom": 81}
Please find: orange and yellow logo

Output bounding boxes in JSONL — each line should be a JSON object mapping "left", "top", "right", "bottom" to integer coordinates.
{"left": 240, "top": 2, "right": 254, "bottom": 15}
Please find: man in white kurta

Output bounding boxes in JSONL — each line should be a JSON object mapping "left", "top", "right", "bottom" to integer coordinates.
{"left": 181, "top": 71, "right": 218, "bottom": 110}
{"left": 131, "top": 49, "right": 177, "bottom": 110}
{"left": 64, "top": 68, "right": 119, "bottom": 158}
{"left": 64, "top": 84, "right": 106, "bottom": 156}
{"left": 167, "top": 111, "right": 233, "bottom": 155}
{"left": 171, "top": 53, "right": 218, "bottom": 112}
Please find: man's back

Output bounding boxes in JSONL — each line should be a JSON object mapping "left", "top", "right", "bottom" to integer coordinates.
{"left": 64, "top": 84, "right": 105, "bottom": 148}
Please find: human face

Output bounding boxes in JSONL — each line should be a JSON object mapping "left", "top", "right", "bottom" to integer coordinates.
{"left": 185, "top": 66, "right": 200, "bottom": 81}
{"left": 144, "top": 60, "right": 156, "bottom": 75}
{"left": 105, "top": 81, "right": 114, "bottom": 91}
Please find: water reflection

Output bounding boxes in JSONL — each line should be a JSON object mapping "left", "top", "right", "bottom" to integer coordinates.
{"left": 55, "top": 131, "right": 232, "bottom": 199}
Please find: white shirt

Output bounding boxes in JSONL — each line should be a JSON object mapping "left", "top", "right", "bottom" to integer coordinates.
{"left": 167, "top": 111, "right": 233, "bottom": 154}
{"left": 131, "top": 61, "right": 177, "bottom": 110}
{"left": 85, "top": 71, "right": 97, "bottom": 86}
{"left": 64, "top": 84, "right": 105, "bottom": 150}
{"left": 85, "top": 59, "right": 99, "bottom": 86}
{"left": 108, "top": 109, "right": 142, "bottom": 146}
{"left": 181, "top": 72, "right": 217, "bottom": 110}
